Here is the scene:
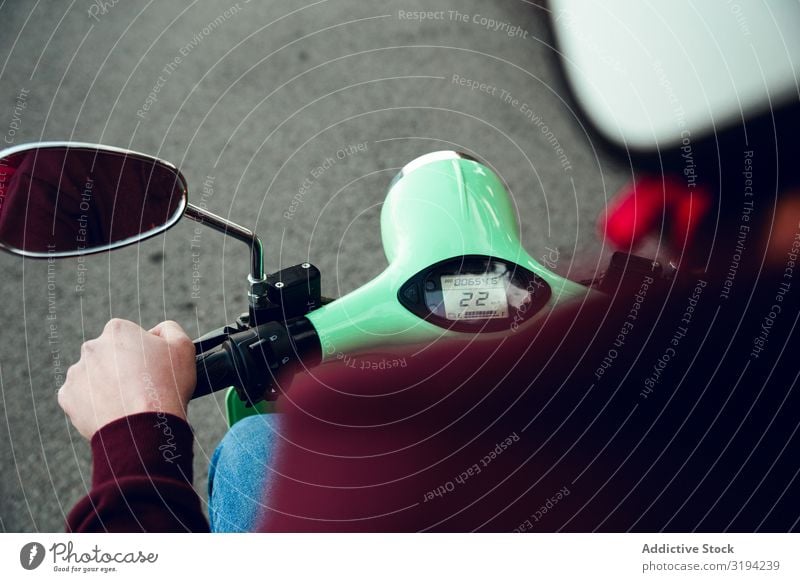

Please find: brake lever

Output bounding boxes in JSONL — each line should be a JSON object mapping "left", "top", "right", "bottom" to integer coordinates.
{"left": 192, "top": 313, "right": 252, "bottom": 354}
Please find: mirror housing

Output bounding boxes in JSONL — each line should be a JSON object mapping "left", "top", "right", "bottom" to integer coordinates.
{"left": 0, "top": 142, "right": 187, "bottom": 258}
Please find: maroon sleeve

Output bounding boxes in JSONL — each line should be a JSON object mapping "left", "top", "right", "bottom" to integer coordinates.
{"left": 261, "top": 296, "right": 614, "bottom": 532}
{"left": 66, "top": 412, "right": 209, "bottom": 532}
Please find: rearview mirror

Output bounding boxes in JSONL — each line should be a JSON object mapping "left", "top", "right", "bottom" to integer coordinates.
{"left": 0, "top": 142, "right": 187, "bottom": 258}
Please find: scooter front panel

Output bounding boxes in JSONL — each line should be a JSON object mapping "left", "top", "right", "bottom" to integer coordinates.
{"left": 397, "top": 255, "right": 551, "bottom": 332}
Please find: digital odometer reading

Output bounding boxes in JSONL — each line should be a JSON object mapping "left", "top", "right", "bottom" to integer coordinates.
{"left": 440, "top": 274, "right": 508, "bottom": 321}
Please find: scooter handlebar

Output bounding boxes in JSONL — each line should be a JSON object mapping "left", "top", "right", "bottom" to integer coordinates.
{"left": 193, "top": 344, "right": 239, "bottom": 399}
{"left": 191, "top": 317, "right": 322, "bottom": 403}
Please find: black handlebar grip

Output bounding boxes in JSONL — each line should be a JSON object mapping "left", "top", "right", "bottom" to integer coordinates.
{"left": 193, "top": 344, "right": 238, "bottom": 399}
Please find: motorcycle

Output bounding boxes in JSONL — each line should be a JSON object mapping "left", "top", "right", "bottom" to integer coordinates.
{"left": 0, "top": 142, "right": 593, "bottom": 426}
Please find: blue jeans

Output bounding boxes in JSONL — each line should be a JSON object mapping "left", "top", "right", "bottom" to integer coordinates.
{"left": 207, "top": 414, "right": 281, "bottom": 532}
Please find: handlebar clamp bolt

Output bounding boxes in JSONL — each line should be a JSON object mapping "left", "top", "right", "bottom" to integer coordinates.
{"left": 248, "top": 277, "right": 270, "bottom": 306}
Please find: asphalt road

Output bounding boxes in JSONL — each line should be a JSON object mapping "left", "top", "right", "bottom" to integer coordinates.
{"left": 0, "top": 0, "right": 628, "bottom": 531}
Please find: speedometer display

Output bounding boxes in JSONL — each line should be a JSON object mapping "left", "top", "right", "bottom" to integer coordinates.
{"left": 440, "top": 274, "right": 508, "bottom": 320}
{"left": 397, "top": 255, "right": 552, "bottom": 333}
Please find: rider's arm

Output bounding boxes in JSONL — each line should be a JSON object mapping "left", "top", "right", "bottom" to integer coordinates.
{"left": 66, "top": 412, "right": 207, "bottom": 532}
{"left": 59, "top": 319, "right": 208, "bottom": 532}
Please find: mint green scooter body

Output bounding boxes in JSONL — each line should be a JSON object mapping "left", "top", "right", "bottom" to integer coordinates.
{"left": 227, "top": 152, "right": 586, "bottom": 425}
{"left": 306, "top": 153, "right": 586, "bottom": 361}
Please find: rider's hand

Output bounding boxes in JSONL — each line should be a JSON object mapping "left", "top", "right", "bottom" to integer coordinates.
{"left": 58, "top": 319, "right": 196, "bottom": 440}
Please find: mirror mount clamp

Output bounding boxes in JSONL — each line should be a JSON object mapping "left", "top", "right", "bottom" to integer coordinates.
{"left": 184, "top": 203, "right": 268, "bottom": 311}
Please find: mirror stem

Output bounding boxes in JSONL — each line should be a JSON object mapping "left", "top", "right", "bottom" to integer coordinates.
{"left": 184, "top": 203, "right": 268, "bottom": 308}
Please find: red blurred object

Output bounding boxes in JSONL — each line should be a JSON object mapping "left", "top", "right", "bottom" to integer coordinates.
{"left": 670, "top": 185, "right": 713, "bottom": 252}
{"left": 598, "top": 175, "right": 712, "bottom": 256}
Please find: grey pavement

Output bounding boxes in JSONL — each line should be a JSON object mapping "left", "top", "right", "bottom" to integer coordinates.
{"left": 0, "top": 0, "right": 629, "bottom": 531}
